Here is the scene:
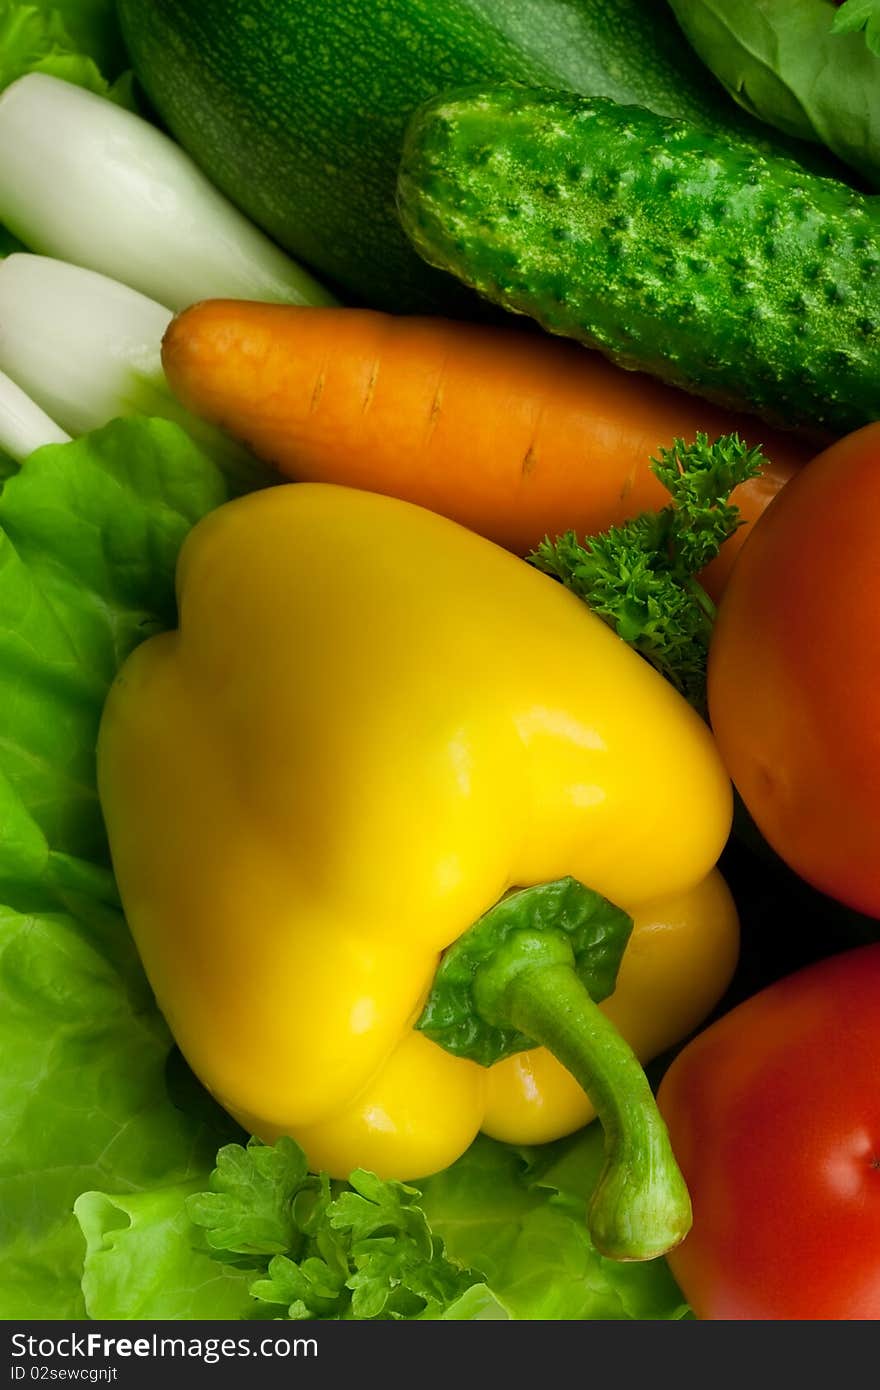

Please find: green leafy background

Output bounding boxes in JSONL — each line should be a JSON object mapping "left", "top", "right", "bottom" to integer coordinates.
{"left": 0, "top": 420, "right": 231, "bottom": 1317}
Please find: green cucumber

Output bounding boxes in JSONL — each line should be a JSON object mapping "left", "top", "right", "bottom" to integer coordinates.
{"left": 398, "top": 86, "right": 880, "bottom": 436}
{"left": 117, "top": 0, "right": 801, "bottom": 313}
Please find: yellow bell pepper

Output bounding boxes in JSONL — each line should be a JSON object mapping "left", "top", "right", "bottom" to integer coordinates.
{"left": 98, "top": 483, "right": 735, "bottom": 1257}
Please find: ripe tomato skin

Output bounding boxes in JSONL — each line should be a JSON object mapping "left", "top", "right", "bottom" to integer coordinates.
{"left": 657, "top": 946, "right": 880, "bottom": 1320}
{"left": 707, "top": 422, "right": 880, "bottom": 916}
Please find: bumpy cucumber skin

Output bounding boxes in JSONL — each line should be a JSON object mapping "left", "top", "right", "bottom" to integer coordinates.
{"left": 117, "top": 0, "right": 793, "bottom": 314}
{"left": 399, "top": 87, "right": 880, "bottom": 435}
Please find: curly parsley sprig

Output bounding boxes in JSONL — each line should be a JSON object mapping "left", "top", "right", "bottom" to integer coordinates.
{"left": 529, "top": 433, "right": 766, "bottom": 713}
{"left": 186, "top": 1136, "right": 483, "bottom": 1320}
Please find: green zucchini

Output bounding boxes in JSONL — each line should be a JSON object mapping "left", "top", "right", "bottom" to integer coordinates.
{"left": 398, "top": 86, "right": 880, "bottom": 436}
{"left": 117, "top": 0, "right": 794, "bottom": 313}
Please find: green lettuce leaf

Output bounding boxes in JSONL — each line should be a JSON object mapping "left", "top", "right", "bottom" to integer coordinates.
{"left": 39, "top": 0, "right": 126, "bottom": 75}
{"left": 75, "top": 1185, "right": 252, "bottom": 1320}
{"left": 0, "top": 418, "right": 233, "bottom": 1318}
{"left": 420, "top": 1133, "right": 690, "bottom": 1321}
{"left": 668, "top": 0, "right": 880, "bottom": 186}
{"left": 0, "top": 0, "right": 131, "bottom": 104}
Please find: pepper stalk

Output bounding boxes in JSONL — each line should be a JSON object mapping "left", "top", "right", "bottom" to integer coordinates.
{"left": 417, "top": 877, "right": 692, "bottom": 1262}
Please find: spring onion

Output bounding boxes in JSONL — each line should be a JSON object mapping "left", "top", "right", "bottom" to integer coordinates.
{"left": 0, "top": 72, "right": 336, "bottom": 312}
{"left": 0, "top": 368, "right": 69, "bottom": 462}
{"left": 0, "top": 253, "right": 268, "bottom": 492}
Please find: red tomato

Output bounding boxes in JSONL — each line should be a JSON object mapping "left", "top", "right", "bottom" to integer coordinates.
{"left": 658, "top": 945, "right": 880, "bottom": 1320}
{"left": 708, "top": 422, "right": 880, "bottom": 916}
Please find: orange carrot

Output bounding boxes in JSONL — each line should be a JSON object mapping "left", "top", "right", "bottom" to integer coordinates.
{"left": 162, "top": 301, "right": 811, "bottom": 597}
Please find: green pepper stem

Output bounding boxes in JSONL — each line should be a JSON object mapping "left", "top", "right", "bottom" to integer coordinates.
{"left": 502, "top": 961, "right": 692, "bottom": 1261}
